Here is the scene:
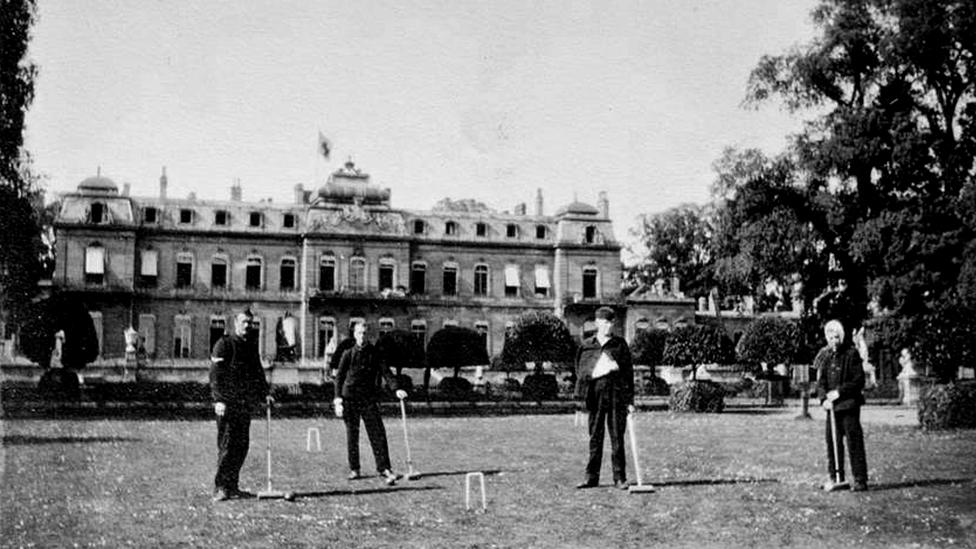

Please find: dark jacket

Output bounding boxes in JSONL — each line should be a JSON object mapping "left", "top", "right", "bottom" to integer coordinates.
{"left": 574, "top": 334, "right": 634, "bottom": 410}
{"left": 209, "top": 334, "right": 269, "bottom": 405}
{"left": 335, "top": 342, "right": 398, "bottom": 401}
{"left": 815, "top": 343, "right": 865, "bottom": 411}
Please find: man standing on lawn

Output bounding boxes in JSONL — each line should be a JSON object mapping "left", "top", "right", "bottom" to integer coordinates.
{"left": 574, "top": 306, "right": 635, "bottom": 490}
{"left": 334, "top": 321, "right": 407, "bottom": 486}
{"left": 815, "top": 319, "right": 869, "bottom": 492}
{"left": 209, "top": 309, "right": 270, "bottom": 502}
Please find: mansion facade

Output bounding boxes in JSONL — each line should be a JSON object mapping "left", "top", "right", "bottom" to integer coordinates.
{"left": 51, "top": 161, "right": 667, "bottom": 373}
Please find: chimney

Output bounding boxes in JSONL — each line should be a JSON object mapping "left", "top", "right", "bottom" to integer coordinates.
{"left": 535, "top": 188, "right": 543, "bottom": 216}
{"left": 294, "top": 183, "right": 305, "bottom": 205}
{"left": 598, "top": 191, "right": 609, "bottom": 218}
{"left": 231, "top": 179, "right": 242, "bottom": 201}
{"left": 159, "top": 166, "right": 168, "bottom": 200}
{"left": 514, "top": 202, "right": 526, "bottom": 216}
{"left": 122, "top": 182, "right": 130, "bottom": 196}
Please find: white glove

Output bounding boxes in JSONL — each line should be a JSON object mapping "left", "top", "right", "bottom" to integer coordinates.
{"left": 826, "top": 390, "right": 840, "bottom": 401}
{"left": 395, "top": 390, "right": 408, "bottom": 400}
{"left": 821, "top": 399, "right": 833, "bottom": 410}
{"left": 214, "top": 402, "right": 226, "bottom": 416}
{"left": 333, "top": 397, "right": 344, "bottom": 418}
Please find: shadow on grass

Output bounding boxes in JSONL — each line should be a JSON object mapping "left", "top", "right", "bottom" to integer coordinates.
{"left": 406, "top": 468, "right": 507, "bottom": 480}
{"left": 292, "top": 485, "right": 444, "bottom": 500}
{"left": 1, "top": 434, "right": 140, "bottom": 445}
{"left": 869, "top": 478, "right": 975, "bottom": 491}
{"left": 650, "top": 477, "right": 779, "bottom": 487}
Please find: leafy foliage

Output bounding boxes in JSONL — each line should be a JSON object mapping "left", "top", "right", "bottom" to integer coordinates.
{"left": 375, "top": 329, "right": 425, "bottom": 375}
{"left": 629, "top": 328, "right": 669, "bottom": 366}
{"left": 626, "top": 203, "right": 715, "bottom": 297}
{"left": 18, "top": 294, "right": 98, "bottom": 369}
{"left": 918, "top": 381, "right": 976, "bottom": 431}
{"left": 426, "top": 326, "right": 489, "bottom": 377}
{"left": 668, "top": 380, "right": 725, "bottom": 413}
{"left": 735, "top": 317, "right": 801, "bottom": 368}
{"left": 662, "top": 325, "right": 734, "bottom": 377}
{"left": 500, "top": 311, "right": 575, "bottom": 368}
{"left": 436, "top": 377, "right": 473, "bottom": 400}
{"left": 910, "top": 304, "right": 976, "bottom": 382}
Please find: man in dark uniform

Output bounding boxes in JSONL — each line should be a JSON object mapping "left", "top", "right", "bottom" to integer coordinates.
{"left": 574, "top": 307, "right": 635, "bottom": 490}
{"left": 209, "top": 309, "right": 270, "bottom": 502}
{"left": 815, "top": 319, "right": 869, "bottom": 492}
{"left": 334, "top": 321, "right": 407, "bottom": 486}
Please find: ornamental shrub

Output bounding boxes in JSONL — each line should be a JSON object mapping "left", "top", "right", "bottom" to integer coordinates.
{"left": 630, "top": 328, "right": 669, "bottom": 366}
{"left": 918, "top": 381, "right": 976, "bottom": 431}
{"left": 437, "top": 377, "right": 473, "bottom": 400}
{"left": 662, "top": 325, "right": 734, "bottom": 377}
{"left": 668, "top": 380, "right": 725, "bottom": 413}
{"left": 911, "top": 305, "right": 976, "bottom": 382}
{"left": 736, "top": 317, "right": 800, "bottom": 369}
{"left": 522, "top": 372, "right": 558, "bottom": 402}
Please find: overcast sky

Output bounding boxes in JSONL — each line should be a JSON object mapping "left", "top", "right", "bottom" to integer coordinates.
{"left": 24, "top": 0, "right": 818, "bottom": 255}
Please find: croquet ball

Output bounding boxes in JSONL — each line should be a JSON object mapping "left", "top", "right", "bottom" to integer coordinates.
{"left": 284, "top": 492, "right": 296, "bottom": 501}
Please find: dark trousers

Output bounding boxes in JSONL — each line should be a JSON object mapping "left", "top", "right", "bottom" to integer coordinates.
{"left": 344, "top": 399, "right": 392, "bottom": 473}
{"left": 825, "top": 408, "right": 868, "bottom": 484}
{"left": 585, "top": 376, "right": 627, "bottom": 483}
{"left": 215, "top": 408, "right": 251, "bottom": 491}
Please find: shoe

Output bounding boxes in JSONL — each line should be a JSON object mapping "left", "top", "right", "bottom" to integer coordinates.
{"left": 228, "top": 488, "right": 255, "bottom": 499}
{"left": 348, "top": 470, "right": 362, "bottom": 480}
{"left": 614, "top": 480, "right": 630, "bottom": 490}
{"left": 212, "top": 488, "right": 229, "bottom": 502}
{"left": 382, "top": 469, "right": 399, "bottom": 486}
{"left": 851, "top": 482, "right": 868, "bottom": 492}
{"left": 575, "top": 479, "right": 599, "bottom": 489}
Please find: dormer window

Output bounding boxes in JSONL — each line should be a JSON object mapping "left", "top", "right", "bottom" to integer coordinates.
{"left": 143, "top": 207, "right": 158, "bottom": 224}
{"left": 179, "top": 209, "right": 193, "bottom": 224}
{"left": 214, "top": 210, "right": 229, "bottom": 226}
{"left": 584, "top": 226, "right": 596, "bottom": 244}
{"left": 445, "top": 221, "right": 458, "bottom": 236}
{"left": 506, "top": 224, "right": 519, "bottom": 238}
{"left": 90, "top": 203, "right": 105, "bottom": 224}
{"left": 249, "top": 212, "right": 263, "bottom": 227}
{"left": 413, "top": 220, "right": 425, "bottom": 234}
{"left": 476, "top": 223, "right": 488, "bottom": 237}
{"left": 536, "top": 225, "right": 547, "bottom": 239}
{"left": 283, "top": 213, "right": 296, "bottom": 228}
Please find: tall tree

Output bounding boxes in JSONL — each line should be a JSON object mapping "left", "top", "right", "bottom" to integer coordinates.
{"left": 740, "top": 0, "right": 976, "bottom": 324}
{"left": 1, "top": 0, "right": 42, "bottom": 326}
{"left": 627, "top": 203, "right": 716, "bottom": 297}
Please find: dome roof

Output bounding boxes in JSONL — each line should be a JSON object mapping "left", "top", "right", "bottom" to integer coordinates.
{"left": 555, "top": 200, "right": 599, "bottom": 216}
{"left": 316, "top": 160, "right": 390, "bottom": 206}
{"left": 77, "top": 174, "right": 118, "bottom": 194}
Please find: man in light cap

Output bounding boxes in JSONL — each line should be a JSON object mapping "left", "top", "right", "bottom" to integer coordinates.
{"left": 574, "top": 306, "right": 635, "bottom": 490}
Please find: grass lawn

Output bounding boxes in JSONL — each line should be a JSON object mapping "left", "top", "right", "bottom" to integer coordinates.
{"left": 2, "top": 407, "right": 975, "bottom": 548}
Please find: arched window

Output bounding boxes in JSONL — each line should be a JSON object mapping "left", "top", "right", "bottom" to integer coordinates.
{"left": 410, "top": 262, "right": 426, "bottom": 294}
{"left": 211, "top": 254, "right": 228, "bottom": 288}
{"left": 317, "top": 317, "right": 336, "bottom": 358}
{"left": 245, "top": 255, "right": 263, "bottom": 290}
{"left": 175, "top": 252, "right": 194, "bottom": 288}
{"left": 504, "top": 264, "right": 520, "bottom": 297}
{"left": 349, "top": 257, "right": 367, "bottom": 292}
{"left": 582, "top": 266, "right": 598, "bottom": 298}
{"left": 378, "top": 258, "right": 396, "bottom": 291}
{"left": 474, "top": 264, "right": 489, "bottom": 296}
{"left": 280, "top": 257, "right": 297, "bottom": 290}
{"left": 442, "top": 261, "right": 458, "bottom": 296}
{"left": 319, "top": 253, "right": 336, "bottom": 291}
{"left": 411, "top": 319, "right": 427, "bottom": 344}
{"left": 534, "top": 265, "right": 550, "bottom": 297}
{"left": 140, "top": 249, "right": 158, "bottom": 286}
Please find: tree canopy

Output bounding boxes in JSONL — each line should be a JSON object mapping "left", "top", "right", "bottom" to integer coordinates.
{"left": 375, "top": 329, "right": 426, "bottom": 375}
{"left": 19, "top": 294, "right": 98, "bottom": 370}
{"left": 626, "top": 203, "right": 715, "bottom": 297}
{"left": 735, "top": 316, "right": 801, "bottom": 368}
{"left": 426, "top": 326, "right": 489, "bottom": 378}
{"left": 500, "top": 311, "right": 575, "bottom": 369}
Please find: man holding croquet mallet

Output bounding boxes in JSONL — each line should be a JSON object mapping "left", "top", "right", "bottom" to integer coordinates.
{"left": 574, "top": 306, "right": 635, "bottom": 490}
{"left": 209, "top": 309, "right": 271, "bottom": 502}
{"left": 334, "top": 321, "right": 407, "bottom": 486}
{"left": 815, "top": 319, "right": 869, "bottom": 492}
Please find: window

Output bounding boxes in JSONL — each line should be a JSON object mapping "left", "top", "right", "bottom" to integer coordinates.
{"left": 635, "top": 318, "right": 650, "bottom": 332}
{"left": 84, "top": 245, "right": 105, "bottom": 285}
{"left": 317, "top": 317, "right": 336, "bottom": 358}
{"left": 138, "top": 314, "right": 156, "bottom": 355}
{"left": 379, "top": 318, "right": 395, "bottom": 334}
{"left": 413, "top": 220, "right": 425, "bottom": 234}
{"left": 582, "top": 266, "right": 598, "bottom": 298}
{"left": 89, "top": 311, "right": 103, "bottom": 358}
{"left": 410, "top": 262, "right": 426, "bottom": 294}
{"left": 319, "top": 254, "right": 336, "bottom": 291}
{"left": 378, "top": 259, "right": 395, "bottom": 291}
{"left": 173, "top": 315, "right": 191, "bottom": 358}
{"left": 475, "top": 321, "right": 489, "bottom": 350}
{"left": 283, "top": 213, "right": 296, "bottom": 228}
{"left": 476, "top": 223, "right": 487, "bottom": 237}
{"left": 176, "top": 252, "right": 193, "bottom": 288}
{"left": 179, "top": 209, "right": 193, "bottom": 224}
{"left": 214, "top": 210, "right": 228, "bottom": 226}
{"left": 245, "top": 256, "right": 263, "bottom": 290}
{"left": 535, "top": 225, "right": 547, "bottom": 239}
{"left": 143, "top": 207, "right": 158, "bottom": 224}
{"left": 445, "top": 221, "right": 457, "bottom": 235}
{"left": 209, "top": 316, "right": 226, "bottom": 353}
{"left": 506, "top": 224, "right": 519, "bottom": 238}
{"left": 584, "top": 226, "right": 596, "bottom": 244}
{"left": 211, "top": 255, "right": 228, "bottom": 288}
{"left": 534, "top": 265, "right": 551, "bottom": 297}
{"left": 251, "top": 316, "right": 265, "bottom": 356}
{"left": 411, "top": 320, "right": 427, "bottom": 344}
{"left": 504, "top": 264, "right": 520, "bottom": 297}
{"left": 474, "top": 264, "right": 489, "bottom": 296}
{"left": 249, "top": 212, "right": 263, "bottom": 227}
{"left": 442, "top": 262, "right": 458, "bottom": 296}
{"left": 90, "top": 203, "right": 105, "bottom": 224}
{"left": 140, "top": 249, "right": 158, "bottom": 286}
{"left": 280, "top": 257, "right": 296, "bottom": 290}
{"left": 349, "top": 257, "right": 366, "bottom": 292}
{"left": 443, "top": 319, "right": 459, "bottom": 328}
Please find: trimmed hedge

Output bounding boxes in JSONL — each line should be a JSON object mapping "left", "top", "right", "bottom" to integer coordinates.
{"left": 522, "top": 373, "right": 558, "bottom": 401}
{"left": 918, "top": 381, "right": 976, "bottom": 431}
{"left": 436, "top": 377, "right": 474, "bottom": 400}
{"left": 668, "top": 380, "right": 725, "bottom": 413}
